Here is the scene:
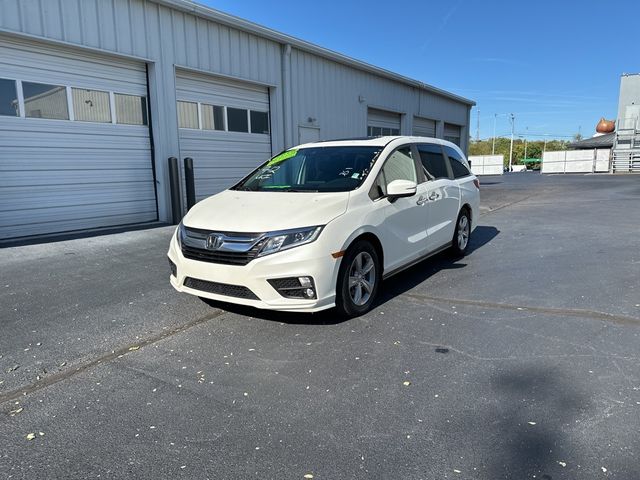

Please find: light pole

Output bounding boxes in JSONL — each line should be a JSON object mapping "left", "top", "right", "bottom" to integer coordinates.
{"left": 492, "top": 113, "right": 509, "bottom": 155}
{"left": 524, "top": 127, "right": 528, "bottom": 161}
{"left": 508, "top": 113, "right": 515, "bottom": 171}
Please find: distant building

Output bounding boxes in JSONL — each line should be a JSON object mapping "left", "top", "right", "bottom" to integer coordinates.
{"left": 568, "top": 132, "right": 615, "bottom": 150}
{"left": 612, "top": 73, "right": 640, "bottom": 172}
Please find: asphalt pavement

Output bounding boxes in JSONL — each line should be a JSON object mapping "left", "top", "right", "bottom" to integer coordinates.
{"left": 1, "top": 172, "right": 639, "bottom": 479}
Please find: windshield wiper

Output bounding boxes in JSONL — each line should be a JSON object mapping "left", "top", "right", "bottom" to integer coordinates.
{"left": 282, "top": 188, "right": 319, "bottom": 192}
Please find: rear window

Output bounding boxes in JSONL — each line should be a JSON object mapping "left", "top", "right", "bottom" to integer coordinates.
{"left": 444, "top": 146, "right": 471, "bottom": 179}
{"left": 418, "top": 144, "right": 450, "bottom": 180}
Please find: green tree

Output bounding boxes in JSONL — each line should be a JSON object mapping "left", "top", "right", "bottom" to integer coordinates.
{"left": 469, "top": 138, "right": 569, "bottom": 167}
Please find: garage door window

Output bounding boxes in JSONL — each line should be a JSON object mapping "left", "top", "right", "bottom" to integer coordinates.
{"left": 23, "top": 81, "right": 69, "bottom": 120}
{"left": 72, "top": 88, "right": 111, "bottom": 123}
{"left": 250, "top": 110, "right": 269, "bottom": 134}
{"left": 0, "top": 78, "right": 19, "bottom": 116}
{"left": 227, "top": 107, "right": 249, "bottom": 133}
{"left": 201, "top": 104, "right": 225, "bottom": 131}
{"left": 116, "top": 94, "right": 148, "bottom": 126}
{"left": 177, "top": 101, "right": 198, "bottom": 129}
{"left": 368, "top": 126, "right": 400, "bottom": 137}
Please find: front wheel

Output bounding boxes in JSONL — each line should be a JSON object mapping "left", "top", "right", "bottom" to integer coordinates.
{"left": 335, "top": 240, "right": 381, "bottom": 318}
{"left": 450, "top": 209, "right": 471, "bottom": 257}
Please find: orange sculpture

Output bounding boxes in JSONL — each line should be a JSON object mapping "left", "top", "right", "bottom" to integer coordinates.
{"left": 596, "top": 117, "right": 615, "bottom": 133}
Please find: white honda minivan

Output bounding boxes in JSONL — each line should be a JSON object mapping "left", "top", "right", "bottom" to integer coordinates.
{"left": 168, "top": 136, "right": 479, "bottom": 317}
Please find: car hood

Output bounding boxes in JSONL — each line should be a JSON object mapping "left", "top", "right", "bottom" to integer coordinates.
{"left": 182, "top": 190, "right": 350, "bottom": 232}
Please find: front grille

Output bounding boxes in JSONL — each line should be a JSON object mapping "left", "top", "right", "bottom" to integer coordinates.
{"left": 181, "top": 226, "right": 266, "bottom": 266}
{"left": 183, "top": 277, "right": 259, "bottom": 300}
{"left": 181, "top": 243, "right": 263, "bottom": 265}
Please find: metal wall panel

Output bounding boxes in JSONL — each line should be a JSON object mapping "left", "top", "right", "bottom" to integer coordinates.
{"left": 0, "top": 36, "right": 155, "bottom": 240}
{"left": 288, "top": 49, "right": 470, "bottom": 146}
{"left": 175, "top": 69, "right": 272, "bottom": 201}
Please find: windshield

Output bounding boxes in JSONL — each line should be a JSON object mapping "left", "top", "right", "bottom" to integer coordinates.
{"left": 232, "top": 146, "right": 382, "bottom": 192}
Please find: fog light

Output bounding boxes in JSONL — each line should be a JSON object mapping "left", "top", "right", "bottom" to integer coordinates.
{"left": 298, "top": 276, "right": 312, "bottom": 288}
{"left": 304, "top": 288, "right": 315, "bottom": 298}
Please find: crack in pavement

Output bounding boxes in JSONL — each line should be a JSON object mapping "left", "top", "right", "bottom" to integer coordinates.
{"left": 0, "top": 309, "right": 227, "bottom": 406}
{"left": 479, "top": 194, "right": 535, "bottom": 216}
{"left": 404, "top": 292, "right": 640, "bottom": 326}
{"left": 416, "top": 341, "right": 640, "bottom": 363}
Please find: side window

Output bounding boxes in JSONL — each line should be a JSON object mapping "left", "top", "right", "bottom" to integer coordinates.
{"left": 418, "top": 144, "right": 450, "bottom": 179}
{"left": 370, "top": 147, "right": 416, "bottom": 199}
{"left": 444, "top": 146, "right": 471, "bottom": 179}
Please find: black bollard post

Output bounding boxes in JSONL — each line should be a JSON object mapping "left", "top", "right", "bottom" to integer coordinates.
{"left": 168, "top": 157, "right": 182, "bottom": 224}
{"left": 184, "top": 157, "right": 196, "bottom": 210}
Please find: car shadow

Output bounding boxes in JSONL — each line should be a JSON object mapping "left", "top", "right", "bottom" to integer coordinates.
{"left": 376, "top": 225, "right": 499, "bottom": 306}
{"left": 202, "top": 225, "right": 499, "bottom": 325}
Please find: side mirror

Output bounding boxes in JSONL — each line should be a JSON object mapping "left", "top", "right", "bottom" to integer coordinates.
{"left": 386, "top": 179, "right": 417, "bottom": 200}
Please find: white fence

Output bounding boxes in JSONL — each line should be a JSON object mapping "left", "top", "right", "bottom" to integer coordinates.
{"left": 541, "top": 149, "right": 611, "bottom": 174}
{"left": 469, "top": 155, "right": 504, "bottom": 175}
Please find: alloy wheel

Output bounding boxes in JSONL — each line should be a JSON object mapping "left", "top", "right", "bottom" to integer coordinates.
{"left": 457, "top": 215, "right": 470, "bottom": 251}
{"left": 348, "top": 251, "right": 376, "bottom": 306}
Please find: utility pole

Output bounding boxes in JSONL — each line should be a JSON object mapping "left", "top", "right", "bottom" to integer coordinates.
{"left": 524, "top": 126, "right": 528, "bottom": 161}
{"left": 476, "top": 108, "right": 480, "bottom": 141}
{"left": 508, "top": 113, "right": 515, "bottom": 171}
{"left": 492, "top": 113, "right": 497, "bottom": 154}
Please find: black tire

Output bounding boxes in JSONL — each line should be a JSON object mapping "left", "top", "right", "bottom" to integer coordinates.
{"left": 335, "top": 240, "right": 381, "bottom": 318}
{"left": 450, "top": 209, "right": 471, "bottom": 257}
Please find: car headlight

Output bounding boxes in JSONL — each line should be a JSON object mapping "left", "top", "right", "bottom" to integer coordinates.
{"left": 257, "top": 226, "right": 323, "bottom": 257}
{"left": 175, "top": 222, "right": 185, "bottom": 249}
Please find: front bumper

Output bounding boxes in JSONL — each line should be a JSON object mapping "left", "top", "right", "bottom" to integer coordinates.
{"left": 167, "top": 232, "right": 339, "bottom": 312}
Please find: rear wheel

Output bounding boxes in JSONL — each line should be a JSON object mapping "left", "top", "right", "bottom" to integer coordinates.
{"left": 335, "top": 240, "right": 381, "bottom": 318}
{"left": 450, "top": 209, "right": 471, "bottom": 257}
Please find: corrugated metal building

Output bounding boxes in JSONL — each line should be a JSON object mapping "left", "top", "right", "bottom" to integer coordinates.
{"left": 0, "top": 0, "right": 474, "bottom": 241}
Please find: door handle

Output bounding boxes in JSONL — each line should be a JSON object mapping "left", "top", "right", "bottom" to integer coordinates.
{"left": 428, "top": 191, "right": 440, "bottom": 201}
{"left": 416, "top": 195, "right": 428, "bottom": 206}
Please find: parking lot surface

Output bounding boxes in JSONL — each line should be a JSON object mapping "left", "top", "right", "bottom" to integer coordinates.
{"left": 1, "top": 173, "right": 639, "bottom": 479}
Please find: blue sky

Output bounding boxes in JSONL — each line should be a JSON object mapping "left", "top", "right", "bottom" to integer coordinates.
{"left": 200, "top": 0, "right": 639, "bottom": 141}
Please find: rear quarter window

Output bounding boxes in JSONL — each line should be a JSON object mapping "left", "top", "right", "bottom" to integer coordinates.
{"left": 444, "top": 146, "right": 471, "bottom": 179}
{"left": 418, "top": 143, "right": 450, "bottom": 180}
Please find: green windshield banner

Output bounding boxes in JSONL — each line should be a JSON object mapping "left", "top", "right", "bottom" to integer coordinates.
{"left": 267, "top": 149, "right": 297, "bottom": 166}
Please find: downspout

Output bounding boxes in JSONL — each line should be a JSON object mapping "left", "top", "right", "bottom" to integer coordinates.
{"left": 282, "top": 43, "right": 293, "bottom": 148}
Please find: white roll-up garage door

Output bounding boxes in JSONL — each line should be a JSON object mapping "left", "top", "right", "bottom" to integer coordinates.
{"left": 175, "top": 69, "right": 272, "bottom": 201}
{"left": 0, "top": 36, "right": 156, "bottom": 241}
{"left": 413, "top": 116, "right": 436, "bottom": 137}
{"left": 367, "top": 108, "right": 401, "bottom": 136}
{"left": 444, "top": 123, "right": 462, "bottom": 146}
